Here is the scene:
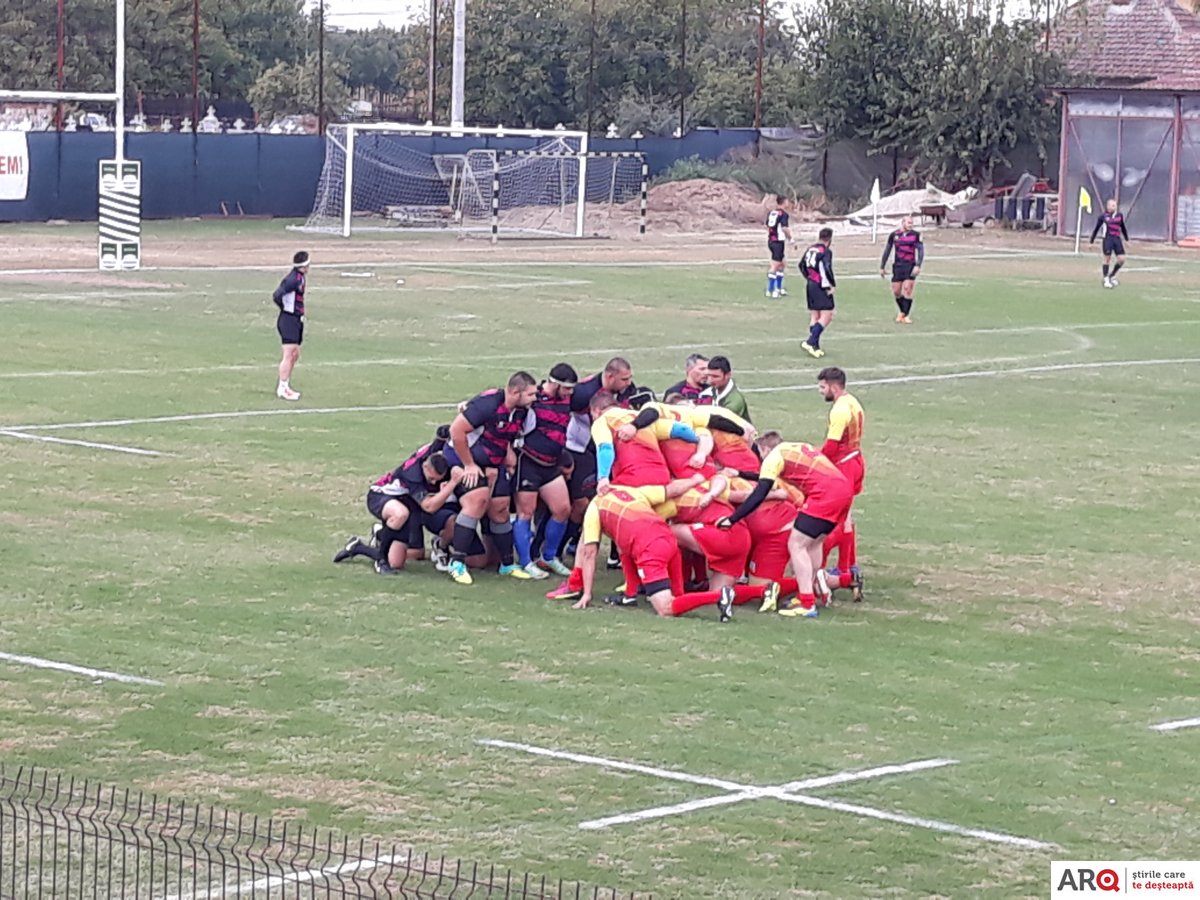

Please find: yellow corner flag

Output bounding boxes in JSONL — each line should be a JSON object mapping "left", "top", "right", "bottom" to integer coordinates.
{"left": 1079, "top": 186, "right": 1092, "bottom": 213}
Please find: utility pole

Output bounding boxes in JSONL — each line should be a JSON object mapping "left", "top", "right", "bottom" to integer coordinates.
{"left": 427, "top": 0, "right": 438, "bottom": 121}
{"left": 451, "top": 0, "right": 465, "bottom": 127}
{"left": 678, "top": 0, "right": 687, "bottom": 136}
{"left": 317, "top": 0, "right": 325, "bottom": 134}
{"left": 191, "top": 0, "right": 200, "bottom": 127}
{"left": 754, "top": 0, "right": 764, "bottom": 131}
{"left": 56, "top": 0, "right": 65, "bottom": 129}
{"left": 586, "top": 0, "right": 597, "bottom": 135}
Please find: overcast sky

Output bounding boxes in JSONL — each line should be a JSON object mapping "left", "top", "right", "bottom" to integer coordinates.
{"left": 308, "top": 0, "right": 1051, "bottom": 32}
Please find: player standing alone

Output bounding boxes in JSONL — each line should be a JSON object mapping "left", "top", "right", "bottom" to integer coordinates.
{"left": 799, "top": 228, "right": 837, "bottom": 359}
{"left": 880, "top": 215, "right": 923, "bottom": 323}
{"left": 765, "top": 195, "right": 794, "bottom": 299}
{"left": 1090, "top": 198, "right": 1129, "bottom": 289}
{"left": 272, "top": 251, "right": 309, "bottom": 401}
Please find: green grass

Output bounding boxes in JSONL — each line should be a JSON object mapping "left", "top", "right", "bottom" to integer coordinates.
{"left": 1, "top": 226, "right": 1199, "bottom": 898}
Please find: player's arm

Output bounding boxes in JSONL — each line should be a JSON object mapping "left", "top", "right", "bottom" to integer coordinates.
{"left": 717, "top": 450, "right": 783, "bottom": 527}
{"left": 706, "top": 409, "right": 753, "bottom": 438}
{"left": 822, "top": 404, "right": 850, "bottom": 460}
{"left": 573, "top": 501, "right": 603, "bottom": 609}
{"left": 1090, "top": 214, "right": 1104, "bottom": 243}
{"left": 880, "top": 232, "right": 895, "bottom": 274}
{"left": 419, "top": 468, "right": 464, "bottom": 513}
{"left": 448, "top": 412, "right": 483, "bottom": 487}
{"left": 913, "top": 234, "right": 924, "bottom": 273}
{"left": 690, "top": 427, "right": 714, "bottom": 469}
{"left": 650, "top": 417, "right": 700, "bottom": 445}
{"left": 1121, "top": 217, "right": 1130, "bottom": 241}
{"left": 590, "top": 417, "right": 617, "bottom": 492}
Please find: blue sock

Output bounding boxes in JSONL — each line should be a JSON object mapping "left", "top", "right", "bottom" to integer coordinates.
{"left": 767, "top": 272, "right": 777, "bottom": 293}
{"left": 777, "top": 273, "right": 785, "bottom": 292}
{"left": 542, "top": 518, "right": 568, "bottom": 562}
{"left": 514, "top": 518, "right": 534, "bottom": 567}
{"left": 809, "top": 323, "right": 824, "bottom": 348}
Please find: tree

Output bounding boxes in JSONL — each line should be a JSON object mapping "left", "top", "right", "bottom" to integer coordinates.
{"left": 247, "top": 54, "right": 348, "bottom": 122}
{"left": 794, "top": 0, "right": 1063, "bottom": 187}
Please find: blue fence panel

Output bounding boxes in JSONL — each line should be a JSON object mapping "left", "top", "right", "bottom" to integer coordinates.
{"left": 0, "top": 128, "right": 759, "bottom": 223}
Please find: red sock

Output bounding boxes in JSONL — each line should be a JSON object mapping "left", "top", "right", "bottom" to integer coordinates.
{"left": 620, "top": 554, "right": 642, "bottom": 598}
{"left": 670, "top": 592, "right": 717, "bottom": 616}
{"left": 687, "top": 551, "right": 707, "bottom": 585}
{"left": 669, "top": 550, "right": 686, "bottom": 597}
{"left": 565, "top": 567, "right": 583, "bottom": 591}
{"left": 778, "top": 577, "right": 799, "bottom": 597}
{"left": 838, "top": 571, "right": 854, "bottom": 589}
{"left": 798, "top": 592, "right": 816, "bottom": 610}
{"left": 681, "top": 584, "right": 767, "bottom": 607}
{"left": 839, "top": 518, "right": 857, "bottom": 570}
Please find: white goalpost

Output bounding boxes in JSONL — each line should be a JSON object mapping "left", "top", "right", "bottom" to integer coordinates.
{"left": 298, "top": 123, "right": 647, "bottom": 240}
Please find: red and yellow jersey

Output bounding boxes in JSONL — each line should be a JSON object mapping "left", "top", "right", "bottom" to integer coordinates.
{"left": 729, "top": 476, "right": 798, "bottom": 536}
{"left": 669, "top": 403, "right": 758, "bottom": 470}
{"left": 654, "top": 484, "right": 733, "bottom": 525}
{"left": 825, "top": 392, "right": 864, "bottom": 463}
{"left": 591, "top": 407, "right": 672, "bottom": 486}
{"left": 760, "top": 442, "right": 848, "bottom": 499}
{"left": 582, "top": 485, "right": 670, "bottom": 545}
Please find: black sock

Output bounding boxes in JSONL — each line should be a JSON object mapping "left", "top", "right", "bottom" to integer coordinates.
{"left": 531, "top": 513, "right": 549, "bottom": 560}
{"left": 901, "top": 297, "right": 913, "bottom": 316}
{"left": 1103, "top": 264, "right": 1110, "bottom": 277}
{"left": 562, "top": 520, "right": 582, "bottom": 558}
{"left": 451, "top": 514, "right": 479, "bottom": 560}
{"left": 491, "top": 520, "right": 515, "bottom": 566}
{"left": 895, "top": 296, "right": 906, "bottom": 313}
{"left": 376, "top": 526, "right": 405, "bottom": 565}
{"left": 1110, "top": 261, "right": 1123, "bottom": 276}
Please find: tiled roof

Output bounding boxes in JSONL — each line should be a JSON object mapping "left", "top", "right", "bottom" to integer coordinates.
{"left": 1051, "top": 0, "right": 1200, "bottom": 91}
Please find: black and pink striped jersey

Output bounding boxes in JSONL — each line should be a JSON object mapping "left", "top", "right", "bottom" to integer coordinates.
{"left": 522, "top": 388, "right": 572, "bottom": 466}
{"left": 462, "top": 389, "right": 525, "bottom": 467}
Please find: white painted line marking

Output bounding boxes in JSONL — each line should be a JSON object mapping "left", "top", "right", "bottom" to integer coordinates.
{"left": 170, "top": 854, "right": 406, "bottom": 900}
{"left": 14, "top": 403, "right": 456, "bottom": 432}
{"left": 0, "top": 429, "right": 165, "bottom": 456}
{"left": 478, "top": 739, "right": 747, "bottom": 792}
{"left": 0, "top": 651, "right": 163, "bottom": 686}
{"left": 480, "top": 740, "right": 1053, "bottom": 850}
{"left": 1150, "top": 716, "right": 1200, "bottom": 732}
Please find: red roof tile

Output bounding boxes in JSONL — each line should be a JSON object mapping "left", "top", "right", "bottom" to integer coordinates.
{"left": 1051, "top": 0, "right": 1200, "bottom": 91}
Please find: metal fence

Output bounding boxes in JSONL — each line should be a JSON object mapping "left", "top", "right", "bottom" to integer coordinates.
{"left": 0, "top": 767, "right": 647, "bottom": 899}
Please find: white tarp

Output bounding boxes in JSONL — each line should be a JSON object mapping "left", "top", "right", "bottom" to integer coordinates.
{"left": 847, "top": 182, "right": 977, "bottom": 222}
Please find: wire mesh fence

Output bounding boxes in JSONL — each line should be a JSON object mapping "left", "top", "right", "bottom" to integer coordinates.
{"left": 0, "top": 766, "right": 648, "bottom": 899}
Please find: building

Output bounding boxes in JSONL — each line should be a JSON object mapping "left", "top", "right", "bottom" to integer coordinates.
{"left": 1051, "top": 0, "right": 1200, "bottom": 241}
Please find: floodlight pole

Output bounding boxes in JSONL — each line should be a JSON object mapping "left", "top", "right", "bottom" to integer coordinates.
{"left": 754, "top": 0, "right": 764, "bottom": 131}
{"left": 427, "top": 0, "right": 438, "bottom": 121}
{"left": 56, "top": 0, "right": 65, "bottom": 129}
{"left": 451, "top": 0, "right": 465, "bottom": 127}
{"left": 192, "top": 0, "right": 200, "bottom": 126}
{"left": 115, "top": 0, "right": 126, "bottom": 160}
{"left": 318, "top": 0, "right": 326, "bottom": 135}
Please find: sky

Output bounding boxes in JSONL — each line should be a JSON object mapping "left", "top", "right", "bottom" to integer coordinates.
{"left": 307, "top": 0, "right": 1051, "bottom": 33}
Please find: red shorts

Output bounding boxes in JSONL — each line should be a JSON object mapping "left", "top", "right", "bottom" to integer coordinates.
{"left": 835, "top": 453, "right": 865, "bottom": 496}
{"left": 662, "top": 441, "right": 718, "bottom": 480}
{"left": 801, "top": 484, "right": 853, "bottom": 524}
{"left": 627, "top": 532, "right": 678, "bottom": 587}
{"left": 712, "top": 441, "right": 760, "bottom": 472}
{"left": 689, "top": 520, "right": 752, "bottom": 578}
{"left": 747, "top": 530, "right": 790, "bottom": 582}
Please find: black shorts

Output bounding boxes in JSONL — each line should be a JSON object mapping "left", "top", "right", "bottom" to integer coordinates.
{"left": 768, "top": 240, "right": 786, "bottom": 263}
{"left": 567, "top": 448, "right": 598, "bottom": 501}
{"left": 516, "top": 455, "right": 564, "bottom": 494}
{"left": 277, "top": 311, "right": 304, "bottom": 345}
{"left": 892, "top": 264, "right": 917, "bottom": 283}
{"left": 1102, "top": 236, "right": 1125, "bottom": 257}
{"left": 806, "top": 281, "right": 835, "bottom": 311}
{"left": 366, "top": 490, "right": 423, "bottom": 545}
{"left": 793, "top": 511, "right": 838, "bottom": 539}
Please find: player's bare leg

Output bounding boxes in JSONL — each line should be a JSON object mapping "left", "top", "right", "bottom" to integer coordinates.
{"left": 277, "top": 344, "right": 301, "bottom": 400}
{"left": 1102, "top": 253, "right": 1114, "bottom": 288}
{"left": 1109, "top": 253, "right": 1126, "bottom": 286}
{"left": 778, "top": 530, "right": 823, "bottom": 617}
{"left": 891, "top": 280, "right": 905, "bottom": 322}
{"left": 900, "top": 279, "right": 916, "bottom": 322}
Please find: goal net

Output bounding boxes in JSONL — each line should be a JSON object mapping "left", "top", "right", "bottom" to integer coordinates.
{"left": 298, "top": 124, "right": 646, "bottom": 238}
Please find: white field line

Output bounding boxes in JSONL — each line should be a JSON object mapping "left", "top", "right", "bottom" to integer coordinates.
{"left": 578, "top": 758, "right": 959, "bottom": 830}
{"left": 14, "top": 403, "right": 457, "bottom": 432}
{"left": 4, "top": 245, "right": 1195, "bottom": 278}
{"left": 0, "top": 429, "right": 164, "bottom": 456}
{"left": 0, "top": 319, "right": 1194, "bottom": 382}
{"left": 0, "top": 651, "right": 163, "bottom": 686}
{"left": 171, "top": 853, "right": 407, "bottom": 900}
{"left": 11, "top": 355, "right": 1200, "bottom": 434}
{"left": 1150, "top": 716, "right": 1200, "bottom": 732}
{"left": 741, "top": 356, "right": 1200, "bottom": 394}
{"left": 481, "top": 740, "right": 1052, "bottom": 850}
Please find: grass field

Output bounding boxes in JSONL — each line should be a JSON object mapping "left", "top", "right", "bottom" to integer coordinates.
{"left": 1, "top": 222, "right": 1198, "bottom": 898}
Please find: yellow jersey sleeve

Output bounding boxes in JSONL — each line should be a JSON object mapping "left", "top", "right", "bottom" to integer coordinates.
{"left": 759, "top": 447, "right": 785, "bottom": 482}
{"left": 649, "top": 417, "right": 676, "bottom": 441}
{"left": 632, "top": 484, "right": 668, "bottom": 506}
{"left": 581, "top": 500, "right": 603, "bottom": 544}
{"left": 653, "top": 499, "right": 679, "bottom": 520}
{"left": 590, "top": 416, "right": 614, "bottom": 448}
{"left": 827, "top": 398, "right": 852, "bottom": 441}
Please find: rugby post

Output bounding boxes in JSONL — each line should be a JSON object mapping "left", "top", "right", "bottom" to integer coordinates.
{"left": 870, "top": 178, "right": 881, "bottom": 244}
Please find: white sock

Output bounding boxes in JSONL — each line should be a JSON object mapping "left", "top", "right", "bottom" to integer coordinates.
{"left": 278, "top": 379, "right": 289, "bottom": 391}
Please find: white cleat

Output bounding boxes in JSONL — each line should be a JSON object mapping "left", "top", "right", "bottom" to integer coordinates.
{"left": 276, "top": 386, "right": 301, "bottom": 401}
{"left": 815, "top": 568, "right": 833, "bottom": 608}
{"left": 778, "top": 288, "right": 788, "bottom": 297}
{"left": 1103, "top": 277, "right": 1114, "bottom": 289}
{"left": 1110, "top": 276, "right": 1119, "bottom": 287}
{"left": 522, "top": 561, "right": 549, "bottom": 580}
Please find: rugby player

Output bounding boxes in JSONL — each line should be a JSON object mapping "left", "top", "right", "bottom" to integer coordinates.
{"left": 1090, "top": 198, "right": 1129, "bottom": 288}
{"left": 799, "top": 228, "right": 837, "bottom": 359}
{"left": 272, "top": 251, "right": 309, "bottom": 401}
{"left": 879, "top": 216, "right": 923, "bottom": 323}
{"left": 817, "top": 367, "right": 866, "bottom": 601}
